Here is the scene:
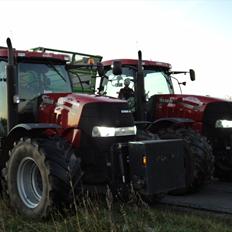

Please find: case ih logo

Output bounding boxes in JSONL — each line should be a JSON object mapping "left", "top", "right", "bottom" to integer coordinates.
{"left": 182, "top": 96, "right": 203, "bottom": 106}
{"left": 159, "top": 96, "right": 203, "bottom": 110}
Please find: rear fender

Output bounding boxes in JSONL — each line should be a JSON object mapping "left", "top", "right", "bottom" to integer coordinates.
{"left": 147, "top": 117, "right": 194, "bottom": 134}
{"left": 8, "top": 123, "right": 61, "bottom": 139}
{"left": 0, "top": 123, "right": 61, "bottom": 169}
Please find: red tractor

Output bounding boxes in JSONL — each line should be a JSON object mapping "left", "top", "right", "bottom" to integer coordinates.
{"left": 98, "top": 53, "right": 215, "bottom": 192}
{"left": 32, "top": 48, "right": 215, "bottom": 193}
{"left": 0, "top": 39, "right": 187, "bottom": 218}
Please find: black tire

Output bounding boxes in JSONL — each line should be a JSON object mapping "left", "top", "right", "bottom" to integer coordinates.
{"left": 214, "top": 151, "right": 232, "bottom": 181}
{"left": 2, "top": 137, "right": 82, "bottom": 218}
{"left": 158, "top": 128, "right": 214, "bottom": 194}
{"left": 0, "top": 177, "right": 3, "bottom": 197}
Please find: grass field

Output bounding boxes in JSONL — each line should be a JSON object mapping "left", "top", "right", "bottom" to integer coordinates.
{"left": 0, "top": 195, "right": 231, "bottom": 232}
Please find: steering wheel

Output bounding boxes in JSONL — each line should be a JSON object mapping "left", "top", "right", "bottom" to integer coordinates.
{"left": 111, "top": 75, "right": 123, "bottom": 87}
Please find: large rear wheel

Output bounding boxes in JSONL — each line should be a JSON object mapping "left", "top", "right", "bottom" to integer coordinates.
{"left": 3, "top": 137, "right": 81, "bottom": 218}
{"left": 158, "top": 128, "right": 214, "bottom": 194}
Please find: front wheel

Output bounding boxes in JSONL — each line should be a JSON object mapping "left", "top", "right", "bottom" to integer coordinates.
{"left": 3, "top": 137, "right": 81, "bottom": 218}
{"left": 214, "top": 150, "right": 232, "bottom": 181}
{"left": 158, "top": 128, "right": 214, "bottom": 194}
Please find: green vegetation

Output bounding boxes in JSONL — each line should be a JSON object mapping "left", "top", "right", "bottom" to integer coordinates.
{"left": 0, "top": 194, "right": 231, "bottom": 232}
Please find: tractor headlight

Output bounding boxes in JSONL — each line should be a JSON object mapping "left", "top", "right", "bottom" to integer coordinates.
{"left": 92, "top": 126, "right": 137, "bottom": 137}
{"left": 215, "top": 120, "right": 232, "bottom": 128}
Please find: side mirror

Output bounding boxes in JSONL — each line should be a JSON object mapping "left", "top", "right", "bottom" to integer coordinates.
{"left": 189, "top": 69, "right": 195, "bottom": 81}
{"left": 182, "top": 81, "right": 186, "bottom": 86}
{"left": 112, "top": 61, "right": 122, "bottom": 75}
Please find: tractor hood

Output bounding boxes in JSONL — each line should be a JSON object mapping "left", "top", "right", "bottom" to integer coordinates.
{"left": 157, "top": 94, "right": 228, "bottom": 110}
{"left": 38, "top": 92, "right": 134, "bottom": 131}
{"left": 153, "top": 94, "right": 232, "bottom": 132}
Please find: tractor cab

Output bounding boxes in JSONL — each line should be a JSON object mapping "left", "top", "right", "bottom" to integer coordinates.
{"left": 99, "top": 59, "right": 174, "bottom": 99}
{"left": 98, "top": 59, "right": 195, "bottom": 121}
{"left": 99, "top": 59, "right": 195, "bottom": 101}
{"left": 97, "top": 59, "right": 174, "bottom": 119}
{"left": 0, "top": 48, "right": 73, "bottom": 133}
{"left": 32, "top": 47, "right": 102, "bottom": 94}
{"left": 18, "top": 60, "right": 72, "bottom": 121}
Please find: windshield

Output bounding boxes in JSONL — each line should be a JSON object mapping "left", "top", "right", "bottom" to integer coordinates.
{"left": 102, "top": 67, "right": 173, "bottom": 99}
{"left": 32, "top": 48, "right": 102, "bottom": 94}
{"left": 18, "top": 62, "right": 72, "bottom": 100}
{"left": 69, "top": 65, "right": 99, "bottom": 94}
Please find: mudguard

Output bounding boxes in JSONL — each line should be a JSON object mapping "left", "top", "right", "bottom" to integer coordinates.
{"left": 9, "top": 123, "right": 61, "bottom": 132}
{"left": 7, "top": 123, "right": 62, "bottom": 139}
{"left": 147, "top": 117, "right": 194, "bottom": 132}
{"left": 0, "top": 123, "right": 62, "bottom": 169}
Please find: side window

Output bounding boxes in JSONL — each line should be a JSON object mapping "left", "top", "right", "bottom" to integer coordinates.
{"left": 144, "top": 71, "right": 172, "bottom": 98}
{"left": 69, "top": 71, "right": 95, "bottom": 94}
{"left": 0, "top": 61, "right": 7, "bottom": 136}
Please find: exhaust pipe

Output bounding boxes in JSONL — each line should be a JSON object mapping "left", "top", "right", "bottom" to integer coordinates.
{"left": 6, "top": 38, "right": 14, "bottom": 65}
{"left": 135, "top": 50, "right": 146, "bottom": 121}
{"left": 6, "top": 38, "right": 17, "bottom": 132}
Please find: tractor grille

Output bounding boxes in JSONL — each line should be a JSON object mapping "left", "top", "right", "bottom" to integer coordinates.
{"left": 79, "top": 102, "right": 134, "bottom": 135}
{"left": 203, "top": 102, "right": 232, "bottom": 143}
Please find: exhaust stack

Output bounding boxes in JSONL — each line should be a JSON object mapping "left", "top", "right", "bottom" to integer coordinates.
{"left": 135, "top": 50, "right": 146, "bottom": 121}
{"left": 6, "top": 38, "right": 17, "bottom": 132}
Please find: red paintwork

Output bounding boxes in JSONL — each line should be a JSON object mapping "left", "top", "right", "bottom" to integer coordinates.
{"left": 103, "top": 58, "right": 232, "bottom": 133}
{"left": 39, "top": 92, "right": 123, "bottom": 127}
{"left": 102, "top": 59, "right": 171, "bottom": 69}
{"left": 0, "top": 48, "right": 69, "bottom": 61}
{"left": 38, "top": 93, "right": 125, "bottom": 147}
{"left": 154, "top": 94, "right": 230, "bottom": 133}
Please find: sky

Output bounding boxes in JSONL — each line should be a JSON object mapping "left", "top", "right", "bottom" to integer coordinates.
{"left": 1, "top": 0, "right": 232, "bottom": 99}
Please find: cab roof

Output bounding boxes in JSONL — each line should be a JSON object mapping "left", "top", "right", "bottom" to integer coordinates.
{"left": 102, "top": 59, "right": 171, "bottom": 69}
{"left": 0, "top": 48, "right": 69, "bottom": 62}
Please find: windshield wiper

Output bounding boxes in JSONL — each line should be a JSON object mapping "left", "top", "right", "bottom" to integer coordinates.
{"left": 46, "top": 63, "right": 67, "bottom": 82}
{"left": 68, "top": 70, "right": 85, "bottom": 92}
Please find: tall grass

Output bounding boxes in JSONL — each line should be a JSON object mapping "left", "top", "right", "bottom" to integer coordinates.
{"left": 0, "top": 193, "right": 232, "bottom": 232}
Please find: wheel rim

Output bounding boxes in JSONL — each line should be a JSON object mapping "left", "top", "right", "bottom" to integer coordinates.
{"left": 17, "top": 157, "right": 43, "bottom": 209}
